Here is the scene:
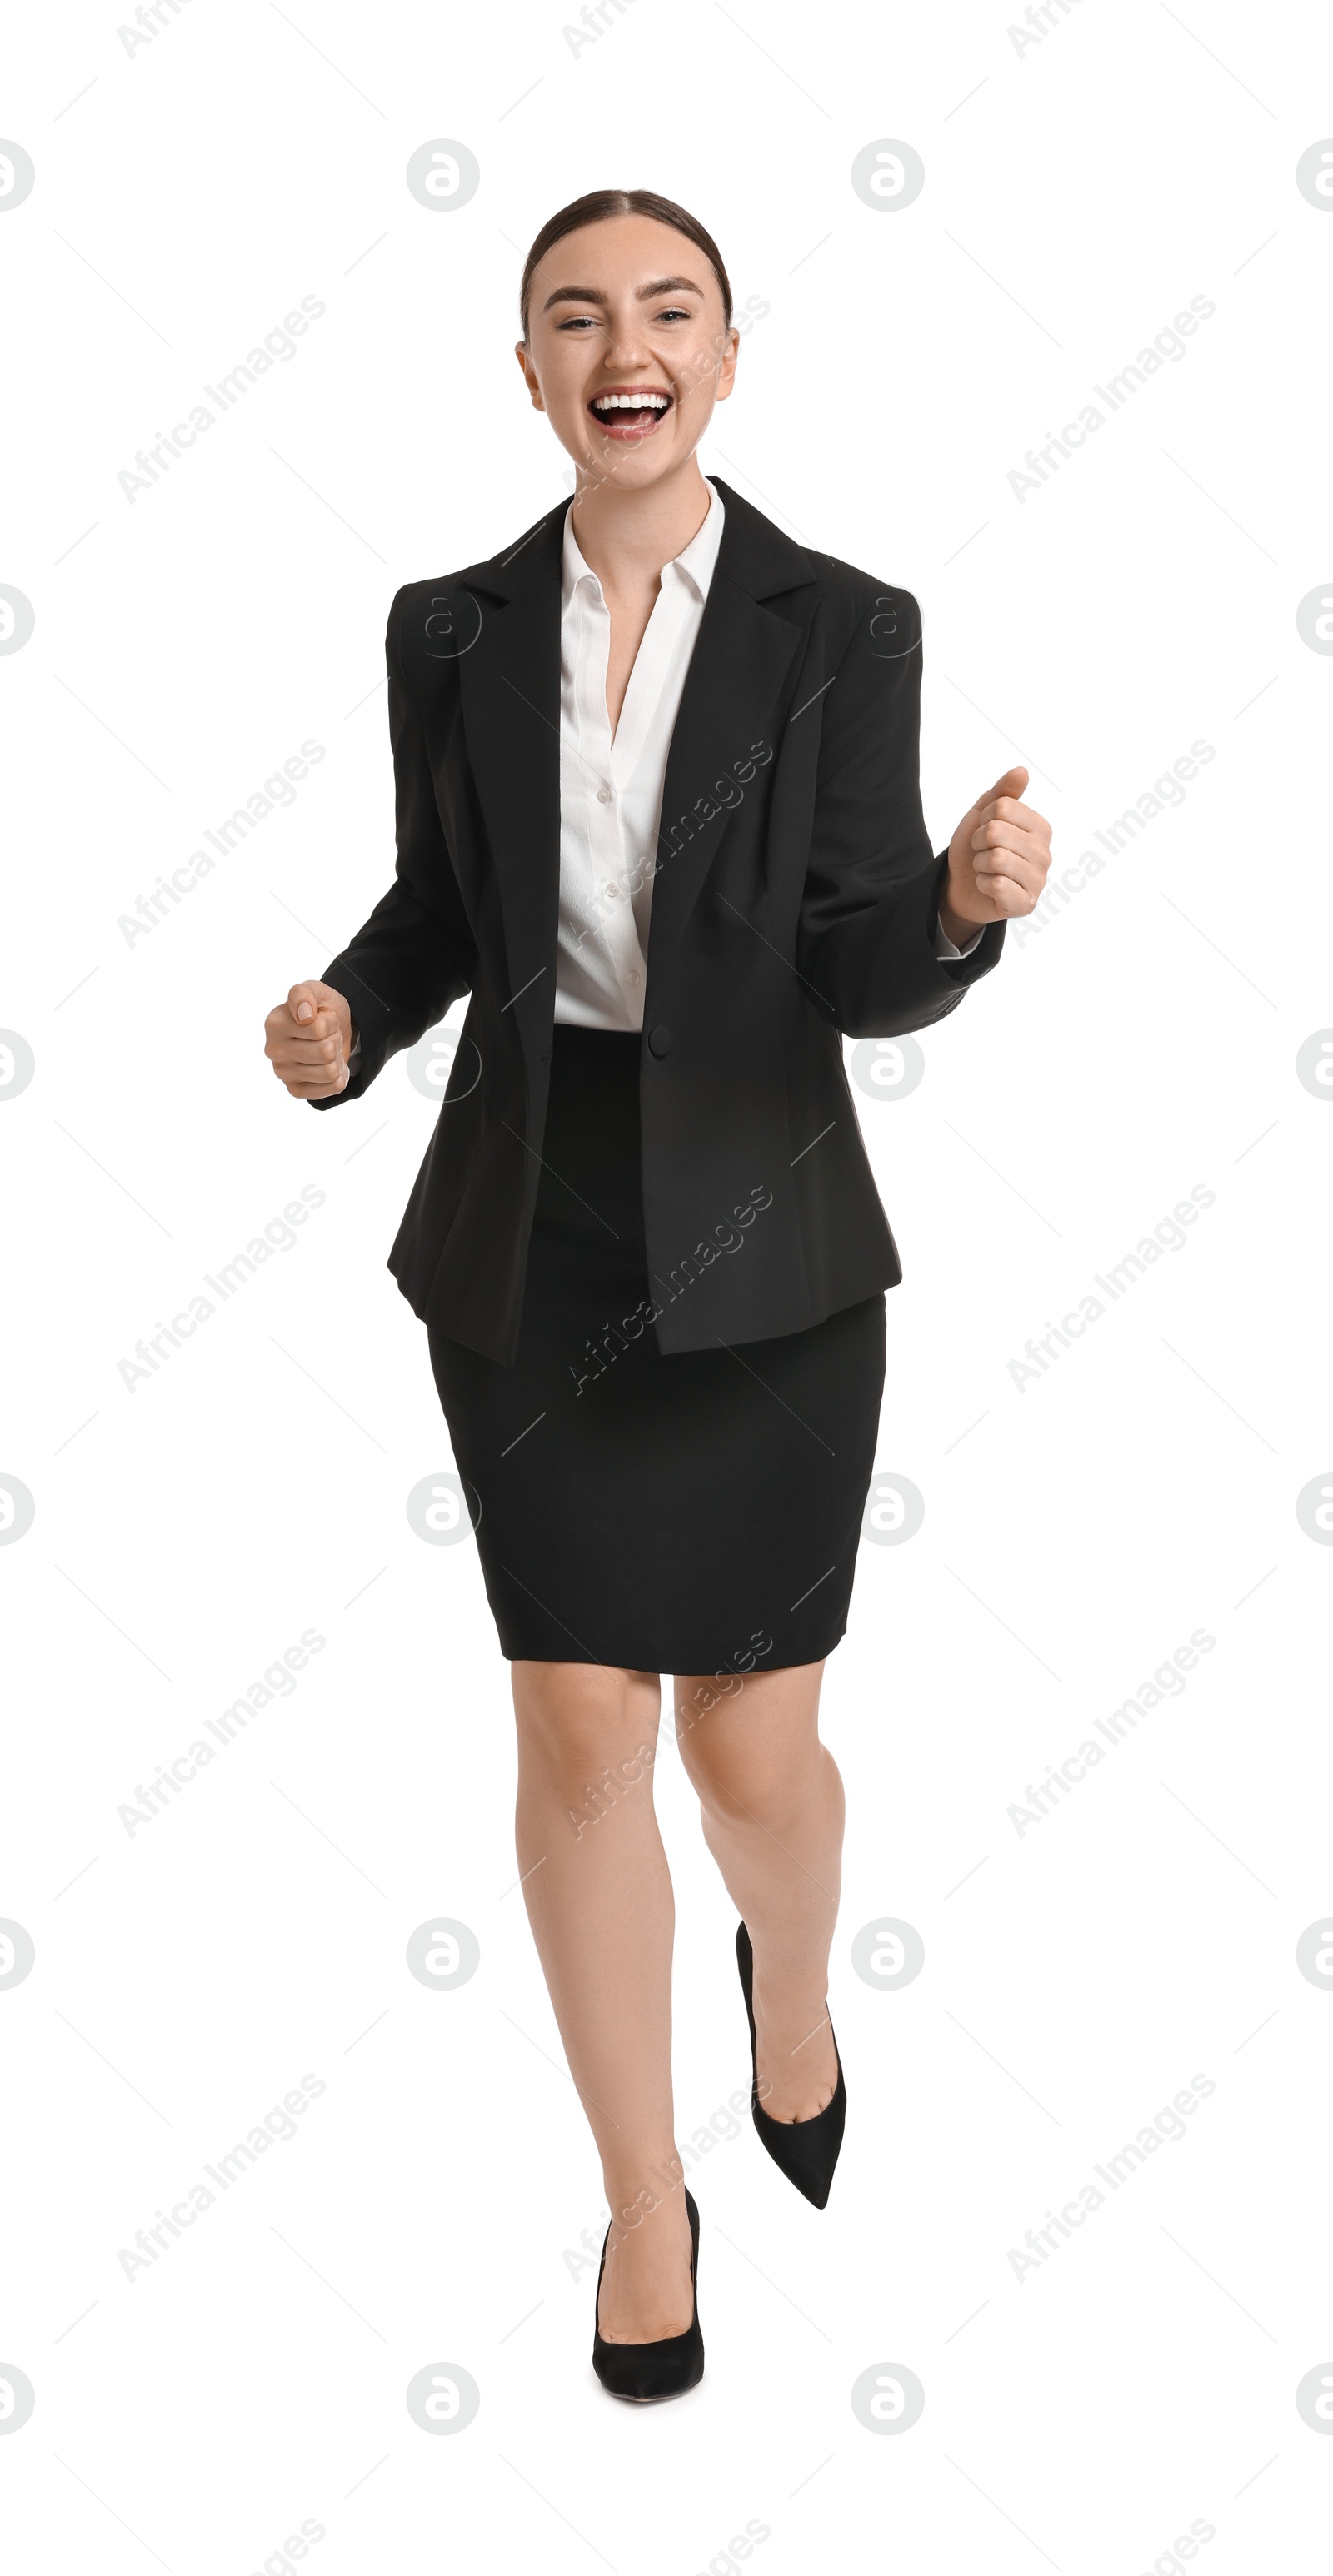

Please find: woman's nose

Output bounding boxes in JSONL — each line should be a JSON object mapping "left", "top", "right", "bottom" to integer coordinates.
{"left": 601, "top": 313, "right": 652, "bottom": 370}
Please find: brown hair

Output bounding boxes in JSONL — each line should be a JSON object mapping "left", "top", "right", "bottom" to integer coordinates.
{"left": 519, "top": 188, "right": 733, "bottom": 339}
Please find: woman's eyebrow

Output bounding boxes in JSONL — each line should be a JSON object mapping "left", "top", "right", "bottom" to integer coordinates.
{"left": 542, "top": 274, "right": 705, "bottom": 312}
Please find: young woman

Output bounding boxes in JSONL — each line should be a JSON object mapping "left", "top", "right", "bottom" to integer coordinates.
{"left": 264, "top": 188, "right": 1052, "bottom": 2402}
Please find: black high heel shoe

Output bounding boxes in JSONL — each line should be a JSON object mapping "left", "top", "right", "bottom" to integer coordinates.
{"left": 592, "top": 2188, "right": 704, "bottom": 2403}
{"left": 736, "top": 1921, "right": 846, "bottom": 2209}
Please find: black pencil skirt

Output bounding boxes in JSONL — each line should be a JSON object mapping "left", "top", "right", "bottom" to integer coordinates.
{"left": 427, "top": 1024, "right": 886, "bottom": 1672}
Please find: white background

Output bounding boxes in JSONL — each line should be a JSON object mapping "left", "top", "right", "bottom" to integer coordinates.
{"left": 2, "top": 1, "right": 1331, "bottom": 2568}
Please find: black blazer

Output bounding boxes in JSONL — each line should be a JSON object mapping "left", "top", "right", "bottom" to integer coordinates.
{"left": 314, "top": 478, "right": 1005, "bottom": 1363}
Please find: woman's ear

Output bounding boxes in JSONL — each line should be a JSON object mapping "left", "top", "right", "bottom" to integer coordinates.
{"left": 515, "top": 341, "right": 544, "bottom": 411}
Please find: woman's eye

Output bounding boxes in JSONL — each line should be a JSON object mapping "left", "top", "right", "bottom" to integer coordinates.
{"left": 559, "top": 316, "right": 597, "bottom": 330}
{"left": 655, "top": 306, "right": 690, "bottom": 321}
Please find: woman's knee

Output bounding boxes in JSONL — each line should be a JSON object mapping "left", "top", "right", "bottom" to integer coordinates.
{"left": 512, "top": 1661, "right": 659, "bottom": 1795}
{"left": 677, "top": 1698, "right": 823, "bottom": 1831}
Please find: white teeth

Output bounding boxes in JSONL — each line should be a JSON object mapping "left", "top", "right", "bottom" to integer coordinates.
{"left": 592, "top": 393, "right": 670, "bottom": 411}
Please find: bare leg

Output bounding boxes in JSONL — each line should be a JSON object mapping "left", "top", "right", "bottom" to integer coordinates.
{"left": 511, "top": 1659, "right": 694, "bottom": 2340}
{"left": 673, "top": 1661, "right": 841, "bottom": 2121}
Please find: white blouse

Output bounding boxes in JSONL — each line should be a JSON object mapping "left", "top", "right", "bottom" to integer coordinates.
{"left": 554, "top": 479, "right": 728, "bottom": 1030}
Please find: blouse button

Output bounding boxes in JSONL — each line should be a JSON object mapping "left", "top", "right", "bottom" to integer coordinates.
{"left": 597, "top": 785, "right": 612, "bottom": 804}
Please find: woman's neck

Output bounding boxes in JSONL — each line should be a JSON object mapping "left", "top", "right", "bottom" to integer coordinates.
{"left": 568, "top": 456, "right": 712, "bottom": 600}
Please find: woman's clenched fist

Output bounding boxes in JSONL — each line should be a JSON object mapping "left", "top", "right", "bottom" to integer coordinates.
{"left": 264, "top": 980, "right": 356, "bottom": 1099}
{"left": 940, "top": 764, "right": 1053, "bottom": 940}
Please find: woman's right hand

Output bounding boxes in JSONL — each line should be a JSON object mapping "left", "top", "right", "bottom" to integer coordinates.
{"left": 264, "top": 979, "right": 356, "bottom": 1099}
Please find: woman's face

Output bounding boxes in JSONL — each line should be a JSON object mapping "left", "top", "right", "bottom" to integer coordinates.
{"left": 517, "top": 214, "right": 737, "bottom": 493}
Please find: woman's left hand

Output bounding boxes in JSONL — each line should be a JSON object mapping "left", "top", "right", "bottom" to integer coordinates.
{"left": 940, "top": 764, "right": 1052, "bottom": 941}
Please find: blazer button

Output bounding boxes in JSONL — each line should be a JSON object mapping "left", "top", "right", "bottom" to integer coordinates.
{"left": 647, "top": 1024, "right": 672, "bottom": 1059}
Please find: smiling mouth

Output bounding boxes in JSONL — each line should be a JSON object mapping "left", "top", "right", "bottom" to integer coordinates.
{"left": 587, "top": 389, "right": 673, "bottom": 439}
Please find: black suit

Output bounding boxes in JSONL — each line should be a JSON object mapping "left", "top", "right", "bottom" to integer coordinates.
{"left": 315, "top": 478, "right": 1004, "bottom": 1367}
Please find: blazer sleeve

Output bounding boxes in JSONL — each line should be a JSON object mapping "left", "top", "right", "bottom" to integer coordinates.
{"left": 312, "top": 586, "right": 478, "bottom": 1109}
{"left": 795, "top": 585, "right": 1005, "bottom": 1039}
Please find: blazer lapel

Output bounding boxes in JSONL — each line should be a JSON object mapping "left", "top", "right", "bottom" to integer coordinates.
{"left": 457, "top": 503, "right": 566, "bottom": 1054}
{"left": 645, "top": 575, "right": 802, "bottom": 974}
{"left": 644, "top": 481, "right": 816, "bottom": 973}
